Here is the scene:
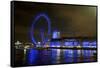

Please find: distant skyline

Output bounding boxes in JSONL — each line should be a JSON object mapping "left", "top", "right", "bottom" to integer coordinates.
{"left": 14, "top": 1, "right": 97, "bottom": 42}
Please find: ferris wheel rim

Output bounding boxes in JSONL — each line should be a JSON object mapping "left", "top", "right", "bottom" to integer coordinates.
{"left": 30, "top": 13, "right": 51, "bottom": 46}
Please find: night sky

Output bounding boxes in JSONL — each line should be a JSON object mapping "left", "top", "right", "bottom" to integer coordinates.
{"left": 13, "top": 1, "right": 97, "bottom": 42}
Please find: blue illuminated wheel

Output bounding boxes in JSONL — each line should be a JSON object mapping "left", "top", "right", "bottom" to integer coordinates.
{"left": 30, "top": 13, "right": 51, "bottom": 46}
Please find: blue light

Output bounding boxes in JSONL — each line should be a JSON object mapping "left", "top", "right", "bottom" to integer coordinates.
{"left": 82, "top": 50, "right": 91, "bottom": 57}
{"left": 91, "top": 41, "right": 96, "bottom": 46}
{"left": 74, "top": 41, "right": 79, "bottom": 46}
{"left": 64, "top": 39, "right": 79, "bottom": 46}
{"left": 50, "top": 41, "right": 61, "bottom": 47}
{"left": 65, "top": 42, "right": 73, "bottom": 46}
{"left": 30, "top": 13, "right": 51, "bottom": 46}
{"left": 51, "top": 49, "right": 58, "bottom": 63}
{"left": 27, "top": 49, "right": 38, "bottom": 65}
{"left": 50, "top": 42, "right": 54, "bottom": 47}
{"left": 89, "top": 41, "right": 97, "bottom": 48}
{"left": 64, "top": 49, "right": 73, "bottom": 63}
{"left": 52, "top": 31, "right": 60, "bottom": 39}
{"left": 82, "top": 41, "right": 89, "bottom": 47}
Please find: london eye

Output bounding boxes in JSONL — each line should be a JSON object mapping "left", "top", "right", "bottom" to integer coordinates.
{"left": 30, "top": 13, "right": 51, "bottom": 47}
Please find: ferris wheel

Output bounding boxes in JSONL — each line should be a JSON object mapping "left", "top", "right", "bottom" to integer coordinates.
{"left": 30, "top": 13, "right": 51, "bottom": 47}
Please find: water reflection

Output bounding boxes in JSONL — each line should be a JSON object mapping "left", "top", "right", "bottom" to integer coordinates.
{"left": 25, "top": 48, "right": 96, "bottom": 65}
{"left": 26, "top": 48, "right": 38, "bottom": 65}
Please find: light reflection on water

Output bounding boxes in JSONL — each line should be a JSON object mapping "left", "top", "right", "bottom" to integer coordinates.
{"left": 25, "top": 48, "right": 96, "bottom": 65}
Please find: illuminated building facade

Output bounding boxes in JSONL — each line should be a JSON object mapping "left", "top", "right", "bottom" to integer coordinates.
{"left": 52, "top": 31, "right": 61, "bottom": 39}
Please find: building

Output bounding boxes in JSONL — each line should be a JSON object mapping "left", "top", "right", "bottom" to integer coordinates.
{"left": 52, "top": 30, "right": 61, "bottom": 39}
